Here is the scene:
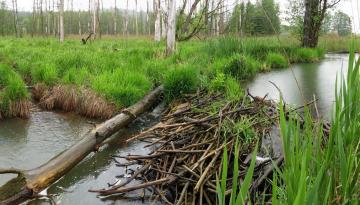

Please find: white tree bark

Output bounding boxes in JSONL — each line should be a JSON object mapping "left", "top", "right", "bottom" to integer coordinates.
{"left": 59, "top": 0, "right": 64, "bottom": 42}
{"left": 135, "top": 0, "right": 138, "bottom": 35}
{"left": 166, "top": 0, "right": 176, "bottom": 55}
{"left": 114, "top": 0, "right": 117, "bottom": 35}
{"left": 154, "top": 0, "right": 161, "bottom": 41}
{"left": 11, "top": 0, "right": 19, "bottom": 37}
{"left": 124, "top": 0, "right": 129, "bottom": 35}
{"left": 161, "top": 0, "right": 167, "bottom": 39}
{"left": 78, "top": 10, "right": 82, "bottom": 35}
{"left": 93, "top": 0, "right": 97, "bottom": 36}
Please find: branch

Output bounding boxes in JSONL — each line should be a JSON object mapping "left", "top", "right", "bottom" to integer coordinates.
{"left": 0, "top": 168, "right": 24, "bottom": 175}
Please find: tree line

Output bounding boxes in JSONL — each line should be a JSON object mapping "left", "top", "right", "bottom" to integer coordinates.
{"left": 0, "top": 0, "right": 353, "bottom": 52}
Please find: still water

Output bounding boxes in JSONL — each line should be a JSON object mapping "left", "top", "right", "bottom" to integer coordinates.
{"left": 248, "top": 54, "right": 350, "bottom": 119}
{"left": 0, "top": 54, "right": 349, "bottom": 204}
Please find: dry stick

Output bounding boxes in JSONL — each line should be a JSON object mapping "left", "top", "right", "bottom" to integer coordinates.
{"left": 194, "top": 151, "right": 221, "bottom": 192}
{"left": 151, "top": 168, "right": 197, "bottom": 183}
{"left": 97, "top": 178, "right": 170, "bottom": 196}
{"left": 89, "top": 162, "right": 152, "bottom": 193}
{"left": 0, "top": 168, "right": 23, "bottom": 175}
{"left": 175, "top": 182, "right": 190, "bottom": 205}
{"left": 157, "top": 150, "right": 206, "bottom": 154}
{"left": 115, "top": 153, "right": 165, "bottom": 160}
{"left": 250, "top": 155, "right": 284, "bottom": 193}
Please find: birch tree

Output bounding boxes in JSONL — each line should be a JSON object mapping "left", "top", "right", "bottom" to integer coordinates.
{"left": 124, "top": 0, "right": 128, "bottom": 35}
{"left": 11, "top": 0, "right": 19, "bottom": 37}
{"left": 114, "top": 0, "right": 117, "bottom": 34}
{"left": 166, "top": 0, "right": 176, "bottom": 55}
{"left": 154, "top": 0, "right": 161, "bottom": 41}
{"left": 135, "top": 0, "right": 138, "bottom": 36}
{"left": 59, "top": 0, "right": 64, "bottom": 42}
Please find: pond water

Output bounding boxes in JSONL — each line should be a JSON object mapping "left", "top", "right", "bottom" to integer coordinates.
{"left": 0, "top": 54, "right": 349, "bottom": 204}
{"left": 247, "top": 54, "right": 350, "bottom": 119}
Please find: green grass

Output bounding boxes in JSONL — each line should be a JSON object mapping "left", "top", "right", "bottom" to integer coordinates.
{"left": 223, "top": 54, "right": 261, "bottom": 80}
{"left": 0, "top": 64, "right": 29, "bottom": 113}
{"left": 164, "top": 64, "right": 199, "bottom": 101}
{"left": 0, "top": 35, "right": 345, "bottom": 118}
{"left": 266, "top": 52, "right": 289, "bottom": 68}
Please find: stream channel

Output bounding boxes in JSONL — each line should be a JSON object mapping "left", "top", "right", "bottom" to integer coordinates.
{"left": 0, "top": 54, "right": 350, "bottom": 204}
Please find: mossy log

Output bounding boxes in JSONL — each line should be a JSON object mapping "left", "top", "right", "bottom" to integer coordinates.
{"left": 0, "top": 86, "right": 164, "bottom": 205}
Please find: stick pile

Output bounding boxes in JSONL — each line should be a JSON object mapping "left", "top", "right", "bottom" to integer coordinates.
{"left": 90, "top": 91, "right": 279, "bottom": 204}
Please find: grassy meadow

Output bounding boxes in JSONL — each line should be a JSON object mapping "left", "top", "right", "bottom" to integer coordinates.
{"left": 0, "top": 35, "right": 352, "bottom": 119}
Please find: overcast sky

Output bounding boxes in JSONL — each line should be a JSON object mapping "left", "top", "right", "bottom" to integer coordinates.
{"left": 4, "top": 0, "right": 360, "bottom": 33}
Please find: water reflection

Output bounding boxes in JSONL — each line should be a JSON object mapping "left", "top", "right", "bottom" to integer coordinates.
{"left": 247, "top": 54, "right": 350, "bottom": 119}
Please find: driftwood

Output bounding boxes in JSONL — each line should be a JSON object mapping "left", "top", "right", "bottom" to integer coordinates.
{"left": 81, "top": 33, "right": 94, "bottom": 45}
{"left": 0, "top": 86, "right": 164, "bottom": 205}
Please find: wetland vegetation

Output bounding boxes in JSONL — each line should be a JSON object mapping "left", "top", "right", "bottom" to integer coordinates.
{"left": 0, "top": 0, "right": 359, "bottom": 204}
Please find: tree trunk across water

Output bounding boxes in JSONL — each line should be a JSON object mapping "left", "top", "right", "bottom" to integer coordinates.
{"left": 0, "top": 86, "right": 164, "bottom": 205}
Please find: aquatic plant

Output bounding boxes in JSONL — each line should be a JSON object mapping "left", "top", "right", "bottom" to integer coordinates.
{"left": 265, "top": 52, "right": 289, "bottom": 68}
{"left": 164, "top": 65, "right": 199, "bottom": 100}
{"left": 223, "top": 54, "right": 261, "bottom": 80}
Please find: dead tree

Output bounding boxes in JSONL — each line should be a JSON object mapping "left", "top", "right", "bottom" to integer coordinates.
{"left": 0, "top": 86, "right": 164, "bottom": 205}
{"left": 166, "top": 0, "right": 176, "bottom": 55}
{"left": 11, "top": 0, "right": 20, "bottom": 37}
{"left": 59, "top": 0, "right": 64, "bottom": 42}
{"left": 154, "top": 0, "right": 161, "bottom": 41}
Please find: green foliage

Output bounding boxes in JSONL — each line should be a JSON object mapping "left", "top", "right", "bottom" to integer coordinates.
{"left": 92, "top": 69, "right": 152, "bottom": 108}
{"left": 164, "top": 65, "right": 199, "bottom": 101}
{"left": 273, "top": 43, "right": 360, "bottom": 204}
{"left": 266, "top": 52, "right": 288, "bottom": 68}
{"left": 217, "top": 141, "right": 258, "bottom": 205}
{"left": 223, "top": 54, "right": 260, "bottom": 80}
{"left": 333, "top": 11, "right": 352, "bottom": 36}
{"left": 31, "top": 63, "right": 58, "bottom": 86}
{"left": 62, "top": 67, "right": 89, "bottom": 86}
{"left": 292, "top": 48, "right": 323, "bottom": 63}
{"left": 0, "top": 64, "right": 29, "bottom": 112}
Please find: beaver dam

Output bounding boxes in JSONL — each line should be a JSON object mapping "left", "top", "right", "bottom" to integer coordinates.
{"left": 89, "top": 90, "right": 284, "bottom": 204}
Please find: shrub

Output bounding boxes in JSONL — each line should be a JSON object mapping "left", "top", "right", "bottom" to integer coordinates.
{"left": 92, "top": 69, "right": 152, "bottom": 107}
{"left": 31, "top": 63, "right": 58, "bottom": 86}
{"left": 225, "top": 76, "right": 244, "bottom": 101}
{"left": 265, "top": 52, "right": 289, "bottom": 68}
{"left": 223, "top": 54, "right": 260, "bottom": 80}
{"left": 293, "top": 48, "right": 321, "bottom": 63}
{"left": 62, "top": 67, "right": 89, "bottom": 85}
{"left": 164, "top": 65, "right": 199, "bottom": 100}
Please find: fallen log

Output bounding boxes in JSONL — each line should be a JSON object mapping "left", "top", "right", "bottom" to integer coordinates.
{"left": 0, "top": 85, "right": 164, "bottom": 205}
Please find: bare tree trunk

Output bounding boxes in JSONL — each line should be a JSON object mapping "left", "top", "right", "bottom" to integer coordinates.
{"left": 93, "top": 0, "right": 97, "bottom": 37}
{"left": 147, "top": 0, "right": 150, "bottom": 36}
{"left": 78, "top": 10, "right": 82, "bottom": 35}
{"left": 53, "top": 0, "right": 57, "bottom": 36}
{"left": 88, "top": 0, "right": 91, "bottom": 33}
{"left": 135, "top": 0, "right": 138, "bottom": 36}
{"left": 215, "top": 0, "right": 220, "bottom": 36}
{"left": 11, "top": 0, "right": 19, "bottom": 37}
{"left": 59, "top": 0, "right": 64, "bottom": 42}
{"left": 32, "top": 0, "right": 36, "bottom": 37}
{"left": 166, "top": 0, "right": 176, "bottom": 55}
{"left": 124, "top": 0, "right": 129, "bottom": 36}
{"left": 154, "top": 0, "right": 161, "bottom": 41}
{"left": 161, "top": 0, "right": 167, "bottom": 39}
{"left": 114, "top": 0, "right": 117, "bottom": 35}
{"left": 40, "top": 0, "right": 44, "bottom": 35}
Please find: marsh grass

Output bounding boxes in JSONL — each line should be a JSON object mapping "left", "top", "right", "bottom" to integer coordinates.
{"left": 0, "top": 64, "right": 30, "bottom": 118}
{"left": 274, "top": 45, "right": 360, "bottom": 203}
{"left": 265, "top": 52, "right": 289, "bottom": 68}
{"left": 164, "top": 65, "right": 199, "bottom": 101}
